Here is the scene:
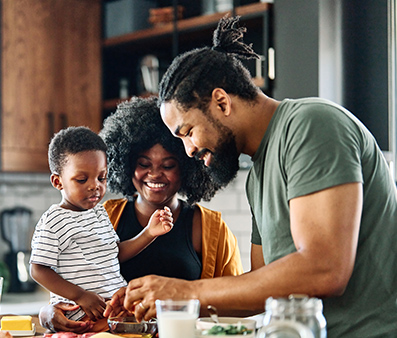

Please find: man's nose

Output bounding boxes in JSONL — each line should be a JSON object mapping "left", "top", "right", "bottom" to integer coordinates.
{"left": 183, "top": 139, "right": 197, "bottom": 158}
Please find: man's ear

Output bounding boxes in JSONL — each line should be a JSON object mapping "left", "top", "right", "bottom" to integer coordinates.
{"left": 50, "top": 174, "right": 63, "bottom": 191}
{"left": 212, "top": 88, "right": 231, "bottom": 116}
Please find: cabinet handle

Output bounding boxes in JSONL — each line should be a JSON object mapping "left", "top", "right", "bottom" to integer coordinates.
{"left": 47, "top": 112, "right": 55, "bottom": 141}
{"left": 268, "top": 47, "right": 275, "bottom": 80}
{"left": 60, "top": 113, "right": 68, "bottom": 130}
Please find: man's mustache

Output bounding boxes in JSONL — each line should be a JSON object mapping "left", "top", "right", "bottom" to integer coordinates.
{"left": 195, "top": 149, "right": 212, "bottom": 162}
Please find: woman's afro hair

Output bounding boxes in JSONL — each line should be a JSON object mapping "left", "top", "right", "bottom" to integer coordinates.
{"left": 99, "top": 96, "right": 222, "bottom": 204}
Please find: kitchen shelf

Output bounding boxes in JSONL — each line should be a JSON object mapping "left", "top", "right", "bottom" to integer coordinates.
{"left": 102, "top": 2, "right": 272, "bottom": 115}
{"left": 103, "top": 3, "right": 271, "bottom": 49}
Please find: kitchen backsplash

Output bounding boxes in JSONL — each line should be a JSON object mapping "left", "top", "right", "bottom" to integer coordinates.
{"left": 0, "top": 170, "right": 252, "bottom": 272}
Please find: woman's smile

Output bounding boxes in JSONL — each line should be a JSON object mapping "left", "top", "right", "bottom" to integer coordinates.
{"left": 145, "top": 181, "right": 167, "bottom": 190}
{"left": 133, "top": 144, "right": 182, "bottom": 205}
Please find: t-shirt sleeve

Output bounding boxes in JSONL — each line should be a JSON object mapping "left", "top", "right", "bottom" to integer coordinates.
{"left": 250, "top": 210, "right": 262, "bottom": 245}
{"left": 284, "top": 103, "right": 364, "bottom": 200}
{"left": 30, "top": 214, "right": 59, "bottom": 268}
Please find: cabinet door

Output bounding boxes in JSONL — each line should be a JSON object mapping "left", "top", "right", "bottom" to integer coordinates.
{"left": 57, "top": 0, "right": 102, "bottom": 130}
{"left": 1, "top": 0, "right": 101, "bottom": 172}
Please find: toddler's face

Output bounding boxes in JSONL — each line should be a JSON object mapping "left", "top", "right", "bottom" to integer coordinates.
{"left": 56, "top": 150, "right": 107, "bottom": 211}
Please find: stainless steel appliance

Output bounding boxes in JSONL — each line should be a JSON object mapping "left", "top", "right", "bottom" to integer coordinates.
{"left": 0, "top": 207, "right": 37, "bottom": 292}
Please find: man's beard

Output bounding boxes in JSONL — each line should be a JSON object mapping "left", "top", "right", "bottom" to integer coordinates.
{"left": 205, "top": 128, "right": 240, "bottom": 187}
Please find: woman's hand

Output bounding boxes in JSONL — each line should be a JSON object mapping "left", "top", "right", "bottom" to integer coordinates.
{"left": 39, "top": 302, "right": 93, "bottom": 333}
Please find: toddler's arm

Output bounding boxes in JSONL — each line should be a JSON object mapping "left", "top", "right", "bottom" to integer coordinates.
{"left": 118, "top": 206, "right": 173, "bottom": 262}
{"left": 30, "top": 263, "right": 106, "bottom": 321}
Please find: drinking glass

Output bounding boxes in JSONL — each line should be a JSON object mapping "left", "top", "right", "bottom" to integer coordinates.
{"left": 155, "top": 299, "right": 200, "bottom": 338}
{"left": 0, "top": 276, "right": 3, "bottom": 302}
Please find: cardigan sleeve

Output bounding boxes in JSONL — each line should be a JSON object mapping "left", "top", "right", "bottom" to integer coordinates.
{"left": 198, "top": 204, "right": 244, "bottom": 279}
{"left": 103, "top": 198, "right": 128, "bottom": 231}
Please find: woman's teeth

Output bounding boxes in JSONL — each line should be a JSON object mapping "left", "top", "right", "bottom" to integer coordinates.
{"left": 147, "top": 182, "right": 166, "bottom": 188}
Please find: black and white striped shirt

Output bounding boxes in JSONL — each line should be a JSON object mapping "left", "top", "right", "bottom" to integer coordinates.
{"left": 30, "top": 204, "right": 127, "bottom": 320}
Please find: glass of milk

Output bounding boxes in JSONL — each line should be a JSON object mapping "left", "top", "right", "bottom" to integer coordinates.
{"left": 155, "top": 299, "right": 200, "bottom": 338}
{"left": 0, "top": 277, "right": 3, "bottom": 302}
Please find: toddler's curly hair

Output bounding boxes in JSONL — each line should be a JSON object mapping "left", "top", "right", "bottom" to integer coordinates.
{"left": 48, "top": 126, "right": 107, "bottom": 174}
{"left": 100, "top": 96, "right": 222, "bottom": 204}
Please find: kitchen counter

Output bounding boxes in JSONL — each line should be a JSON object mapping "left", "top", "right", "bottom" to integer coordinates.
{"left": 0, "top": 287, "right": 49, "bottom": 315}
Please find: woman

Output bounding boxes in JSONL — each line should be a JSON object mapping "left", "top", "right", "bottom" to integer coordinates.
{"left": 39, "top": 96, "right": 243, "bottom": 332}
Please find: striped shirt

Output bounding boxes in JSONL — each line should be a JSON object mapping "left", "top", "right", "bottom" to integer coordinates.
{"left": 30, "top": 204, "right": 127, "bottom": 320}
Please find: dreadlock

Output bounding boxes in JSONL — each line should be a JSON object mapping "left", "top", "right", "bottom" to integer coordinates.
{"left": 99, "top": 96, "right": 222, "bottom": 205}
{"left": 158, "top": 15, "right": 260, "bottom": 111}
{"left": 212, "top": 16, "right": 259, "bottom": 58}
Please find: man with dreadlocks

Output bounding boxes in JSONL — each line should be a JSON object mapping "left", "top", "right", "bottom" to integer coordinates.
{"left": 106, "top": 16, "right": 397, "bottom": 337}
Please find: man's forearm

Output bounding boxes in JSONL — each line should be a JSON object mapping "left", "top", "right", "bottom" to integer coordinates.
{"left": 191, "top": 250, "right": 345, "bottom": 317}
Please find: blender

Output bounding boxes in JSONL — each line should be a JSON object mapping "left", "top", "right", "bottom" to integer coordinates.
{"left": 0, "top": 207, "right": 37, "bottom": 293}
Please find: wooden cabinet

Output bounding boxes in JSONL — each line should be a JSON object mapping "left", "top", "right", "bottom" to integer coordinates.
{"left": 102, "top": 2, "right": 272, "bottom": 117}
{"left": 1, "top": 0, "right": 102, "bottom": 172}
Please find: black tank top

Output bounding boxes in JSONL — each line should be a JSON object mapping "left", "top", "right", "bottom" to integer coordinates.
{"left": 116, "top": 198, "right": 202, "bottom": 281}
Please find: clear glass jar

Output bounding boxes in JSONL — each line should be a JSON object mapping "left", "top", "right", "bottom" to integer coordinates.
{"left": 258, "top": 295, "right": 327, "bottom": 338}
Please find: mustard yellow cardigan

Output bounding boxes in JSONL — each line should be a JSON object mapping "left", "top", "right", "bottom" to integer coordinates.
{"left": 103, "top": 198, "right": 244, "bottom": 279}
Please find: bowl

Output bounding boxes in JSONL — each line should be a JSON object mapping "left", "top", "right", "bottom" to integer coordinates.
{"left": 196, "top": 317, "right": 256, "bottom": 337}
{"left": 107, "top": 316, "right": 157, "bottom": 337}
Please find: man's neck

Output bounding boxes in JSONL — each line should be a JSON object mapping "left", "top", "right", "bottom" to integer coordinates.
{"left": 240, "top": 94, "right": 280, "bottom": 157}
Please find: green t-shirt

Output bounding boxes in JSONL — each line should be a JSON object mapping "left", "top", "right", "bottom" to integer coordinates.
{"left": 247, "top": 98, "right": 397, "bottom": 337}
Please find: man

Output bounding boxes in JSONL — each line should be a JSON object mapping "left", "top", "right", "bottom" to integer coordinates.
{"left": 106, "top": 16, "right": 397, "bottom": 337}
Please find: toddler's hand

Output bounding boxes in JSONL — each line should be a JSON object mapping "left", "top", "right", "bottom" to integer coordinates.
{"left": 147, "top": 206, "right": 173, "bottom": 237}
{"left": 75, "top": 290, "right": 106, "bottom": 321}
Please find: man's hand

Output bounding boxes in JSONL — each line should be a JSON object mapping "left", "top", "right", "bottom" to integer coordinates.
{"left": 39, "top": 302, "right": 93, "bottom": 333}
{"left": 124, "top": 275, "right": 194, "bottom": 322}
{"left": 103, "top": 287, "right": 132, "bottom": 318}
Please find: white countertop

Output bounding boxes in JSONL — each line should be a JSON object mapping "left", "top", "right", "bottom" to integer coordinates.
{"left": 0, "top": 288, "right": 265, "bottom": 327}
{"left": 0, "top": 287, "right": 49, "bottom": 315}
